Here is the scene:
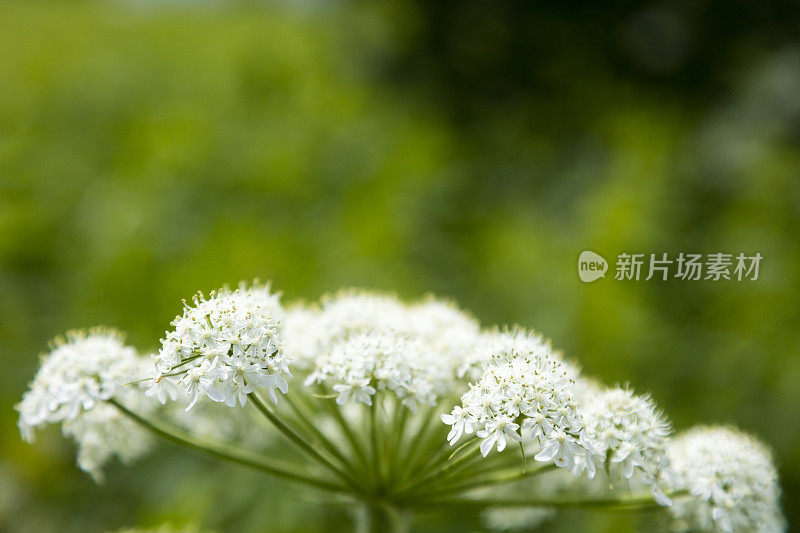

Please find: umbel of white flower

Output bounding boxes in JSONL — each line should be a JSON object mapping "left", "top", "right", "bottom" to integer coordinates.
{"left": 443, "top": 330, "right": 587, "bottom": 461}
{"left": 665, "top": 427, "right": 785, "bottom": 533}
{"left": 287, "top": 290, "right": 481, "bottom": 409}
{"left": 17, "top": 281, "right": 787, "bottom": 533}
{"left": 148, "top": 282, "right": 290, "bottom": 410}
{"left": 579, "top": 387, "right": 673, "bottom": 505}
{"left": 16, "top": 329, "right": 154, "bottom": 479}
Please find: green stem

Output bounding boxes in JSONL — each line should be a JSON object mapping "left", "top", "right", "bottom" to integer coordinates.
{"left": 412, "top": 491, "right": 683, "bottom": 510}
{"left": 385, "top": 401, "right": 409, "bottom": 486}
{"left": 431, "top": 447, "right": 522, "bottom": 486}
{"left": 167, "top": 352, "right": 204, "bottom": 371}
{"left": 283, "top": 392, "right": 353, "bottom": 470}
{"left": 396, "top": 402, "right": 449, "bottom": 483}
{"left": 355, "top": 502, "right": 409, "bottom": 533}
{"left": 398, "top": 439, "right": 482, "bottom": 495}
{"left": 249, "top": 392, "right": 362, "bottom": 492}
{"left": 107, "top": 399, "right": 345, "bottom": 493}
{"left": 320, "top": 391, "right": 371, "bottom": 475}
{"left": 397, "top": 409, "right": 432, "bottom": 472}
{"left": 407, "top": 463, "right": 559, "bottom": 499}
{"left": 369, "top": 400, "right": 382, "bottom": 487}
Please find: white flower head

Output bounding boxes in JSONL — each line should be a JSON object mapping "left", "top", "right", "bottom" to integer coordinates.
{"left": 316, "top": 289, "right": 408, "bottom": 341}
{"left": 458, "top": 328, "right": 574, "bottom": 382}
{"left": 291, "top": 290, "right": 480, "bottom": 406}
{"left": 665, "top": 426, "right": 786, "bottom": 533}
{"left": 151, "top": 281, "right": 290, "bottom": 410}
{"left": 282, "top": 290, "right": 406, "bottom": 371}
{"left": 282, "top": 304, "right": 324, "bottom": 368}
{"left": 17, "top": 328, "right": 145, "bottom": 438}
{"left": 402, "top": 297, "right": 481, "bottom": 393}
{"left": 444, "top": 330, "right": 590, "bottom": 471}
{"left": 16, "top": 328, "right": 154, "bottom": 479}
{"left": 579, "top": 387, "right": 672, "bottom": 505}
{"left": 62, "top": 402, "right": 153, "bottom": 481}
{"left": 305, "top": 329, "right": 434, "bottom": 411}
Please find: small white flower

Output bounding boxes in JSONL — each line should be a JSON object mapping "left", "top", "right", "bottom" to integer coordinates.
{"left": 478, "top": 417, "right": 522, "bottom": 456}
{"left": 333, "top": 379, "right": 376, "bottom": 406}
{"left": 304, "top": 329, "right": 436, "bottom": 409}
{"left": 221, "top": 355, "right": 273, "bottom": 407}
{"left": 441, "top": 406, "right": 474, "bottom": 446}
{"left": 179, "top": 360, "right": 226, "bottom": 411}
{"left": 521, "top": 410, "right": 553, "bottom": 441}
{"left": 263, "top": 374, "right": 290, "bottom": 404}
{"left": 144, "top": 369, "right": 178, "bottom": 404}
{"left": 534, "top": 428, "right": 583, "bottom": 469}
{"left": 61, "top": 403, "right": 153, "bottom": 481}
{"left": 17, "top": 329, "right": 144, "bottom": 432}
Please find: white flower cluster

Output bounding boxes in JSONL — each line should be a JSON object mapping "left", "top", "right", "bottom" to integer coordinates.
{"left": 665, "top": 427, "right": 785, "bottom": 533}
{"left": 16, "top": 329, "right": 154, "bottom": 479}
{"left": 443, "top": 330, "right": 591, "bottom": 465}
{"left": 456, "top": 328, "right": 567, "bottom": 382}
{"left": 15, "top": 281, "right": 787, "bottom": 533}
{"left": 17, "top": 329, "right": 146, "bottom": 439}
{"left": 283, "top": 291, "right": 406, "bottom": 367}
{"left": 148, "top": 283, "right": 290, "bottom": 410}
{"left": 579, "top": 387, "right": 672, "bottom": 504}
{"left": 401, "top": 297, "right": 483, "bottom": 389}
{"left": 62, "top": 402, "right": 153, "bottom": 481}
{"left": 286, "top": 290, "right": 480, "bottom": 409}
{"left": 305, "top": 330, "right": 432, "bottom": 410}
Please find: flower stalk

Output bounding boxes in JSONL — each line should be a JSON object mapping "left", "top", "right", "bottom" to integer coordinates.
{"left": 107, "top": 398, "right": 346, "bottom": 494}
{"left": 248, "top": 392, "right": 363, "bottom": 493}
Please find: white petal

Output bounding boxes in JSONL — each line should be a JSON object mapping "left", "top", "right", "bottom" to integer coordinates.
{"left": 534, "top": 440, "right": 560, "bottom": 462}
{"left": 201, "top": 382, "right": 225, "bottom": 403}
{"left": 480, "top": 433, "right": 498, "bottom": 457}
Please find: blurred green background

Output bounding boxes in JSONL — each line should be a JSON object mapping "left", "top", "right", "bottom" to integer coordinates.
{"left": 1, "top": 0, "right": 799, "bottom": 531}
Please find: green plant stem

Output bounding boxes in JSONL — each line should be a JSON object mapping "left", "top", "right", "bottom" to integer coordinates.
{"left": 396, "top": 402, "right": 449, "bottom": 482}
{"left": 409, "top": 463, "right": 559, "bottom": 499}
{"left": 411, "top": 491, "right": 684, "bottom": 510}
{"left": 320, "top": 391, "right": 371, "bottom": 475}
{"left": 452, "top": 451, "right": 526, "bottom": 478}
{"left": 385, "top": 401, "right": 409, "bottom": 486}
{"left": 369, "top": 400, "right": 383, "bottom": 487}
{"left": 422, "top": 437, "right": 540, "bottom": 483}
{"left": 356, "top": 502, "right": 409, "bottom": 533}
{"left": 107, "top": 399, "right": 345, "bottom": 493}
{"left": 414, "top": 437, "right": 470, "bottom": 480}
{"left": 283, "top": 392, "right": 353, "bottom": 469}
{"left": 426, "top": 450, "right": 519, "bottom": 488}
{"left": 398, "top": 439, "right": 482, "bottom": 495}
{"left": 396, "top": 409, "right": 433, "bottom": 473}
{"left": 249, "top": 392, "right": 362, "bottom": 492}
